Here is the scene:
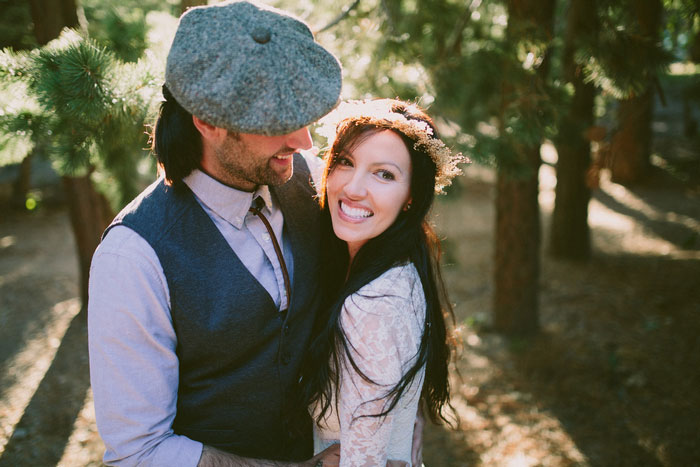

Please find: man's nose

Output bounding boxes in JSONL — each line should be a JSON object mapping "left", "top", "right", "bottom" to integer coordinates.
{"left": 286, "top": 127, "right": 312, "bottom": 150}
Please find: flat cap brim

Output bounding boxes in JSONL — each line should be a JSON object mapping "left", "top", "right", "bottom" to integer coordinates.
{"left": 165, "top": 1, "right": 342, "bottom": 136}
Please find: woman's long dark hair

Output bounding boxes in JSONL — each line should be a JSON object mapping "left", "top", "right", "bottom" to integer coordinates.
{"left": 297, "top": 100, "right": 456, "bottom": 429}
{"left": 151, "top": 85, "right": 203, "bottom": 186}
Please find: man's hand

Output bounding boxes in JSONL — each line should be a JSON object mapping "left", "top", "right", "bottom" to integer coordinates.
{"left": 305, "top": 444, "right": 340, "bottom": 467}
{"left": 198, "top": 444, "right": 340, "bottom": 467}
{"left": 386, "top": 461, "right": 409, "bottom": 466}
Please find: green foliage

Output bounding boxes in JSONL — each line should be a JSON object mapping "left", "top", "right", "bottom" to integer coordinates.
{"left": 578, "top": 27, "right": 673, "bottom": 99}
{"left": 0, "top": 27, "right": 163, "bottom": 210}
{"left": 276, "top": 0, "right": 565, "bottom": 180}
{"left": 0, "top": 0, "right": 38, "bottom": 51}
{"left": 278, "top": 0, "right": 689, "bottom": 181}
{"left": 663, "top": 0, "right": 700, "bottom": 60}
{"left": 84, "top": 6, "right": 149, "bottom": 63}
{"left": 0, "top": 49, "right": 46, "bottom": 165}
{"left": 31, "top": 31, "right": 115, "bottom": 126}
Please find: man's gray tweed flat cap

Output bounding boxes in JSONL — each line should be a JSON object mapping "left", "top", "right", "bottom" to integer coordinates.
{"left": 165, "top": 0, "right": 342, "bottom": 135}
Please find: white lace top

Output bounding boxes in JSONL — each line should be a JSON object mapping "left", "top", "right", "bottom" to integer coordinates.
{"left": 312, "top": 263, "right": 426, "bottom": 466}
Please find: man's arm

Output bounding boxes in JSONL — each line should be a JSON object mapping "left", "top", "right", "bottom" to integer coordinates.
{"left": 88, "top": 227, "right": 203, "bottom": 466}
{"left": 197, "top": 444, "right": 340, "bottom": 467}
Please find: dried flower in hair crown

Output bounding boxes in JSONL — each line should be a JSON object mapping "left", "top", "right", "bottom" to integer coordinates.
{"left": 317, "top": 99, "right": 469, "bottom": 194}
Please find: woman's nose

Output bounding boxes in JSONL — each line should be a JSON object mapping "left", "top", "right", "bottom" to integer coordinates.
{"left": 343, "top": 171, "right": 367, "bottom": 199}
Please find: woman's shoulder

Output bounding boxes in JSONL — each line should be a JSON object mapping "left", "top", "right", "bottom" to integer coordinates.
{"left": 360, "top": 262, "right": 419, "bottom": 293}
{"left": 343, "top": 263, "right": 423, "bottom": 316}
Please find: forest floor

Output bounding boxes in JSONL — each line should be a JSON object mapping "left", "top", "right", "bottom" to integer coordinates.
{"left": 1, "top": 87, "right": 699, "bottom": 465}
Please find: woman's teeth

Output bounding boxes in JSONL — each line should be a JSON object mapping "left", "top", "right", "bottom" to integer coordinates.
{"left": 340, "top": 201, "right": 373, "bottom": 218}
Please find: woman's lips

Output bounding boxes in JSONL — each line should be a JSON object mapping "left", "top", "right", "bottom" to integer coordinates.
{"left": 338, "top": 200, "right": 373, "bottom": 221}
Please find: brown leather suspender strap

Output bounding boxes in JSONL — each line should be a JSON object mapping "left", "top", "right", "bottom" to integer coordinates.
{"left": 249, "top": 197, "right": 291, "bottom": 311}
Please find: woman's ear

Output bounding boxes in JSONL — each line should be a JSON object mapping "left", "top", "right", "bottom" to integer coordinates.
{"left": 403, "top": 197, "right": 413, "bottom": 211}
{"left": 192, "top": 115, "right": 227, "bottom": 144}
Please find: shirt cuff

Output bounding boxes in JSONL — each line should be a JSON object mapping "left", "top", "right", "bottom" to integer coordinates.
{"left": 103, "top": 435, "right": 203, "bottom": 467}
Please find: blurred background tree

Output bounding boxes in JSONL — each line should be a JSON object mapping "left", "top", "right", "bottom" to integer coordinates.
{"left": 275, "top": 0, "right": 696, "bottom": 334}
{"left": 603, "top": 0, "right": 669, "bottom": 184}
{"left": 0, "top": 0, "right": 173, "bottom": 309}
{"left": 549, "top": 0, "right": 673, "bottom": 259}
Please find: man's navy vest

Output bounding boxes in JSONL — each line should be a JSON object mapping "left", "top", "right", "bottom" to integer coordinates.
{"left": 103, "top": 156, "right": 320, "bottom": 461}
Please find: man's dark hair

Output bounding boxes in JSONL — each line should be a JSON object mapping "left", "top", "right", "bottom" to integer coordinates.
{"left": 152, "top": 85, "right": 203, "bottom": 186}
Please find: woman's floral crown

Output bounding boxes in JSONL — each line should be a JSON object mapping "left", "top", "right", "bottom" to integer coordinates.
{"left": 316, "top": 99, "right": 469, "bottom": 194}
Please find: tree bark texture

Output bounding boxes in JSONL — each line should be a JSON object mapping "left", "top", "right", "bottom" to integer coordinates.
{"left": 62, "top": 175, "right": 113, "bottom": 311}
{"left": 610, "top": 90, "right": 654, "bottom": 184}
{"left": 28, "top": 0, "right": 79, "bottom": 45}
{"left": 609, "top": 0, "right": 662, "bottom": 185}
{"left": 11, "top": 152, "right": 33, "bottom": 208}
{"left": 493, "top": 0, "right": 556, "bottom": 335}
{"left": 549, "top": 0, "right": 597, "bottom": 260}
{"left": 494, "top": 151, "right": 542, "bottom": 335}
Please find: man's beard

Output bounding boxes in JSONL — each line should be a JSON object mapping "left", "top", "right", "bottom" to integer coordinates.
{"left": 215, "top": 135, "right": 294, "bottom": 188}
{"left": 244, "top": 161, "right": 293, "bottom": 187}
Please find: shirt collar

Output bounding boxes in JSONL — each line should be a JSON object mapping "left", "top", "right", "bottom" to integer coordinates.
{"left": 183, "top": 169, "right": 274, "bottom": 229}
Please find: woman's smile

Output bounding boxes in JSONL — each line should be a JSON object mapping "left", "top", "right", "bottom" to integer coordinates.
{"left": 326, "top": 129, "right": 412, "bottom": 260}
{"left": 338, "top": 200, "right": 374, "bottom": 220}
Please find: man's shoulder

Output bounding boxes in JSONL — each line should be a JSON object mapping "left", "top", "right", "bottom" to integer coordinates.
{"left": 106, "top": 178, "right": 192, "bottom": 243}
{"left": 92, "top": 224, "right": 165, "bottom": 289}
{"left": 115, "top": 177, "right": 169, "bottom": 220}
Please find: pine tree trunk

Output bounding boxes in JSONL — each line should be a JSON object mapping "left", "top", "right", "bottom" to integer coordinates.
{"left": 493, "top": 0, "right": 555, "bottom": 335}
{"left": 494, "top": 154, "right": 541, "bottom": 335}
{"left": 28, "top": 0, "right": 79, "bottom": 45}
{"left": 610, "top": 91, "right": 654, "bottom": 184}
{"left": 549, "top": 0, "right": 597, "bottom": 260}
{"left": 609, "top": 0, "right": 662, "bottom": 185}
{"left": 690, "top": 27, "right": 700, "bottom": 63}
{"left": 11, "top": 153, "right": 33, "bottom": 208}
{"left": 62, "top": 175, "right": 113, "bottom": 312}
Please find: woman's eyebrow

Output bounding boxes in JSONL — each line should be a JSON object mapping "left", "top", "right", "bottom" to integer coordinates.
{"left": 370, "top": 160, "right": 405, "bottom": 175}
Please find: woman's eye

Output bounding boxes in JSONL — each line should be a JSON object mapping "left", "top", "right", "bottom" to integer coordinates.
{"left": 377, "top": 170, "right": 395, "bottom": 181}
{"left": 337, "top": 156, "right": 353, "bottom": 167}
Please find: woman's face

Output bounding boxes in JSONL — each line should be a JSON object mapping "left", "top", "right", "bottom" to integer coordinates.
{"left": 326, "top": 129, "right": 412, "bottom": 260}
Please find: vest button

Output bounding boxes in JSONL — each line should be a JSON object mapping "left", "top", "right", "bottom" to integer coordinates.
{"left": 281, "top": 352, "right": 291, "bottom": 365}
{"left": 283, "top": 324, "right": 290, "bottom": 336}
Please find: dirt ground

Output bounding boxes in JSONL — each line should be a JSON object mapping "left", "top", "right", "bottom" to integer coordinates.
{"left": 0, "top": 99, "right": 699, "bottom": 465}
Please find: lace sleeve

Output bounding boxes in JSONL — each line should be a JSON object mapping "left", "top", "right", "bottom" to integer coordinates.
{"left": 337, "top": 286, "right": 418, "bottom": 467}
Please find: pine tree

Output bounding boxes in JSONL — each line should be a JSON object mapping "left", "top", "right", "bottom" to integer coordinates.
{"left": 489, "top": 0, "right": 556, "bottom": 335}
{"left": 0, "top": 28, "right": 160, "bottom": 309}
{"left": 610, "top": 0, "right": 664, "bottom": 184}
{"left": 549, "top": 0, "right": 598, "bottom": 260}
{"left": 580, "top": 0, "right": 671, "bottom": 184}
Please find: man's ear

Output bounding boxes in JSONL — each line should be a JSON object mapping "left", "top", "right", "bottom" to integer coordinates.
{"left": 192, "top": 115, "right": 227, "bottom": 143}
